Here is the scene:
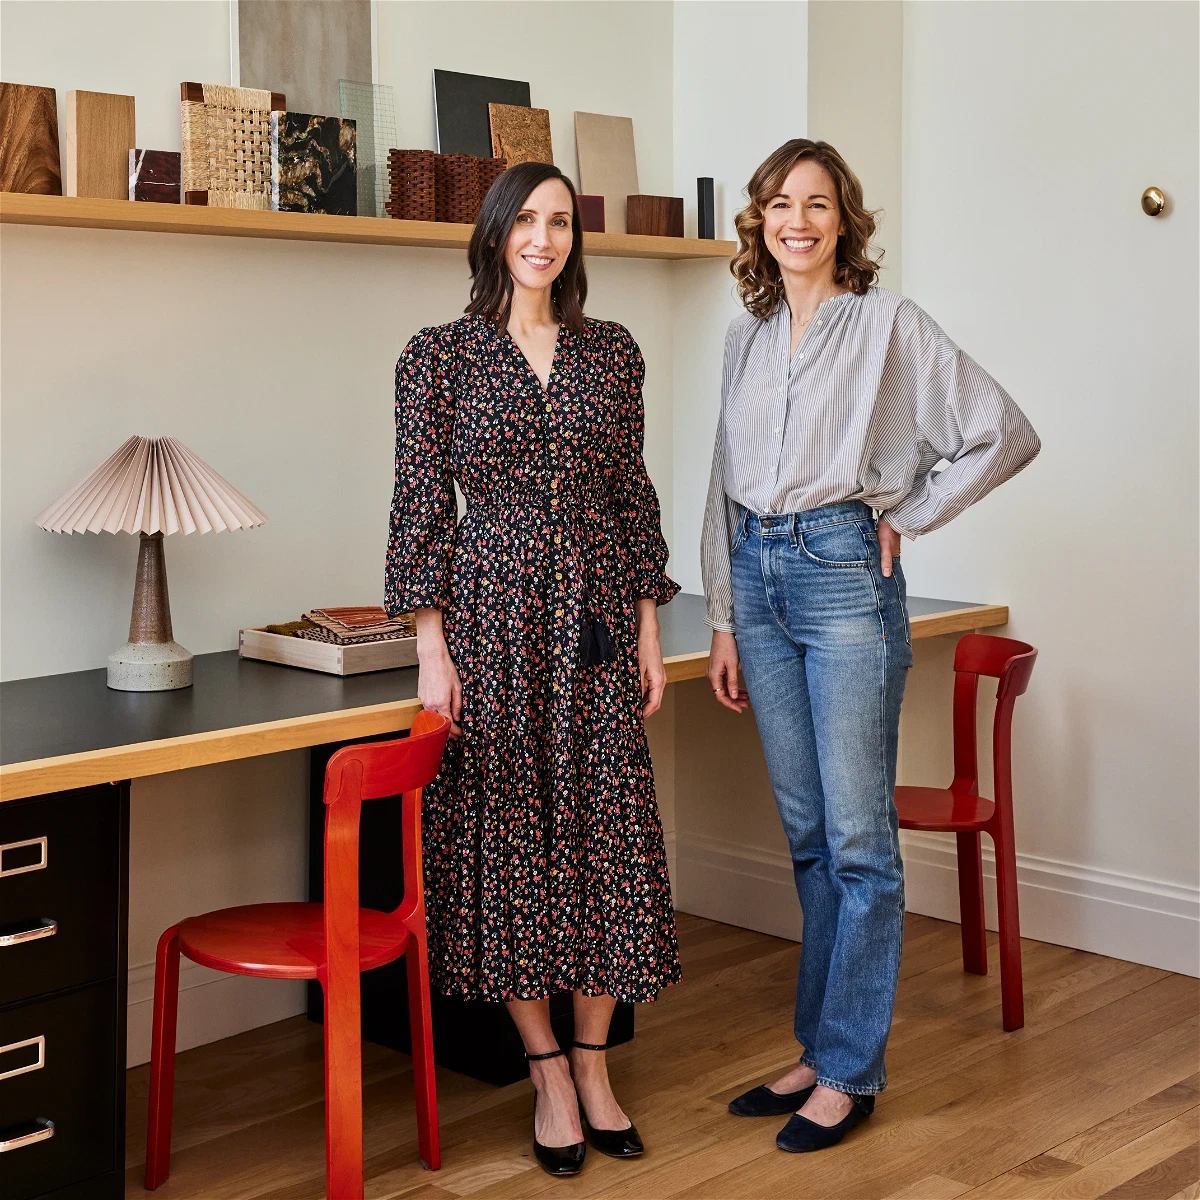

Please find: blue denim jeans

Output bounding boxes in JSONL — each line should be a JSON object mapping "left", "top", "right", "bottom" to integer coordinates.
{"left": 730, "top": 500, "right": 912, "bottom": 1095}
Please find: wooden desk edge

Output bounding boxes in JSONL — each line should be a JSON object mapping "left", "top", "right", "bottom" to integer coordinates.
{"left": 0, "top": 604, "right": 1006, "bottom": 802}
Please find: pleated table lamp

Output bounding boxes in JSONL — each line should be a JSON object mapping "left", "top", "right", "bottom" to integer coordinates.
{"left": 36, "top": 435, "right": 267, "bottom": 691}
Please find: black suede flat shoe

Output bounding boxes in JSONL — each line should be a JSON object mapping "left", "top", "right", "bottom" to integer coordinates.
{"left": 527, "top": 1048, "right": 586, "bottom": 1177}
{"left": 775, "top": 1093, "right": 875, "bottom": 1153}
{"left": 571, "top": 1042, "right": 645, "bottom": 1158}
{"left": 728, "top": 1082, "right": 817, "bottom": 1117}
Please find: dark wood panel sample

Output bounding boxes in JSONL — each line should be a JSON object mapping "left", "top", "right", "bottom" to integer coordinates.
{"left": 577, "top": 193, "right": 605, "bottom": 233}
{"left": 0, "top": 83, "right": 61, "bottom": 195}
{"left": 627, "top": 194, "right": 684, "bottom": 238}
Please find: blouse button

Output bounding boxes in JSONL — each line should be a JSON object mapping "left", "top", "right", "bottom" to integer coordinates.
{"left": 549, "top": 441, "right": 557, "bottom": 450}
{"left": 555, "top": 571, "right": 563, "bottom": 580}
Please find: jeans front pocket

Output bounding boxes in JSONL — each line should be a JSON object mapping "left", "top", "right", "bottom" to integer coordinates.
{"left": 799, "top": 520, "right": 872, "bottom": 568}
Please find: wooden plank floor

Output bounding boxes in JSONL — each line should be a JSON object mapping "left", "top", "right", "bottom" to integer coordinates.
{"left": 124, "top": 912, "right": 1200, "bottom": 1199}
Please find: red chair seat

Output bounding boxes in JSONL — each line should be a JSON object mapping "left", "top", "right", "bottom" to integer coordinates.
{"left": 179, "top": 902, "right": 410, "bottom": 980}
{"left": 895, "top": 786, "right": 996, "bottom": 832}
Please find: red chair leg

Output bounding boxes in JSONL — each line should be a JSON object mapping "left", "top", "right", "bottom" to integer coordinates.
{"left": 321, "top": 975, "right": 365, "bottom": 1200}
{"left": 991, "top": 828, "right": 1025, "bottom": 1031}
{"left": 145, "top": 926, "right": 182, "bottom": 1190}
{"left": 955, "top": 831, "right": 988, "bottom": 975}
{"left": 406, "top": 930, "right": 441, "bottom": 1170}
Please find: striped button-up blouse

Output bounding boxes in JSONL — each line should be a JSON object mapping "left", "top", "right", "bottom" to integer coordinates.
{"left": 701, "top": 286, "right": 1040, "bottom": 632}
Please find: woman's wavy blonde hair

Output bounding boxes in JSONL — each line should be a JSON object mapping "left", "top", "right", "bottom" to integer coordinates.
{"left": 732, "top": 139, "right": 882, "bottom": 318}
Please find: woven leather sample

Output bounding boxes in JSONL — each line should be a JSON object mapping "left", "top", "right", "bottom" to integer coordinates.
{"left": 488, "top": 103, "right": 553, "bottom": 167}
{"left": 0, "top": 83, "right": 61, "bottom": 194}
{"left": 180, "top": 82, "right": 284, "bottom": 209}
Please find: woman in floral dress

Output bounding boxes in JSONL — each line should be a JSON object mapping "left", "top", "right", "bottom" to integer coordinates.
{"left": 384, "top": 161, "right": 680, "bottom": 1175}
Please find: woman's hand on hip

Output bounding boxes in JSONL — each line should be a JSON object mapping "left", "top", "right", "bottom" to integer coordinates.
{"left": 707, "top": 630, "right": 749, "bottom": 713}
{"left": 878, "top": 517, "right": 902, "bottom": 578}
{"left": 636, "top": 599, "right": 666, "bottom": 718}
{"left": 414, "top": 607, "right": 463, "bottom": 738}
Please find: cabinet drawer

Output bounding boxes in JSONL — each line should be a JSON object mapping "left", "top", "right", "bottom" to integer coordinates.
{"left": 0, "top": 787, "right": 122, "bottom": 1006}
{"left": 0, "top": 983, "right": 118, "bottom": 1200}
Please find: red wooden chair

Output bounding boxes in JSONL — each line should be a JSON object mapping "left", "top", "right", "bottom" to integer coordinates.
{"left": 144, "top": 710, "right": 451, "bottom": 1198}
{"left": 894, "top": 634, "right": 1037, "bottom": 1032}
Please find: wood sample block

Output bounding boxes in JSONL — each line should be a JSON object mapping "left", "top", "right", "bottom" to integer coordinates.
{"left": 627, "top": 194, "right": 683, "bottom": 238}
{"left": 434, "top": 70, "right": 530, "bottom": 157}
{"left": 488, "top": 102, "right": 552, "bottom": 167}
{"left": 0, "top": 83, "right": 61, "bottom": 194}
{"left": 64, "top": 90, "right": 135, "bottom": 199}
{"left": 129, "top": 150, "right": 181, "bottom": 203}
{"left": 574, "top": 112, "right": 638, "bottom": 235}
{"left": 181, "top": 82, "right": 285, "bottom": 209}
{"left": 576, "top": 193, "right": 605, "bottom": 233}
{"left": 270, "top": 112, "right": 356, "bottom": 214}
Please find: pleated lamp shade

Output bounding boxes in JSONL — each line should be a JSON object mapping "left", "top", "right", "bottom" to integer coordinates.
{"left": 36, "top": 436, "right": 267, "bottom": 692}
{"left": 35, "top": 435, "right": 267, "bottom": 536}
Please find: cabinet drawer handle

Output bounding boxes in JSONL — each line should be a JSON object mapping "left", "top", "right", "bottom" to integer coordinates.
{"left": 0, "top": 918, "right": 57, "bottom": 947}
{"left": 0, "top": 1034, "right": 46, "bottom": 1082}
{"left": 0, "top": 1118, "right": 55, "bottom": 1153}
{"left": 0, "top": 836, "right": 47, "bottom": 877}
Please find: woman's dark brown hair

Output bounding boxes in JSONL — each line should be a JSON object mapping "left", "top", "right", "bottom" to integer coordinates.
{"left": 466, "top": 161, "right": 588, "bottom": 334}
{"left": 731, "top": 139, "right": 882, "bottom": 318}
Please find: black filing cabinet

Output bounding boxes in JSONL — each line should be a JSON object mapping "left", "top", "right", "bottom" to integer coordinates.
{"left": 0, "top": 785, "right": 129, "bottom": 1200}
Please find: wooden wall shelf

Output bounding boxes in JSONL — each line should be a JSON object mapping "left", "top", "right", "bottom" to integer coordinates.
{"left": 0, "top": 193, "right": 736, "bottom": 262}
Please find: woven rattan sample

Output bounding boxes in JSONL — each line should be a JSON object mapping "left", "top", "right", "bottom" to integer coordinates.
{"left": 488, "top": 103, "right": 552, "bottom": 168}
{"left": 180, "top": 82, "right": 282, "bottom": 209}
{"left": 0, "top": 83, "right": 62, "bottom": 194}
{"left": 270, "top": 112, "right": 356, "bottom": 214}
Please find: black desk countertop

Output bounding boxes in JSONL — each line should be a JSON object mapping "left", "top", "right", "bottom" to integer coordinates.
{"left": 0, "top": 592, "right": 995, "bottom": 795}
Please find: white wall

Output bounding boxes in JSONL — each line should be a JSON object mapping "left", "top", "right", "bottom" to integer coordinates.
{"left": 669, "top": 0, "right": 1199, "bottom": 978}
{"left": 898, "top": 0, "right": 1198, "bottom": 971}
{"left": 0, "top": 0, "right": 683, "bottom": 1061}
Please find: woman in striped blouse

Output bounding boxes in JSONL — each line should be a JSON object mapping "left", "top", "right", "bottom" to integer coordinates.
{"left": 703, "top": 139, "right": 1039, "bottom": 1153}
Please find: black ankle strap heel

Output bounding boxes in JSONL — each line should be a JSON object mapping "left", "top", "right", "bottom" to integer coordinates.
{"left": 524, "top": 1047, "right": 586, "bottom": 1177}
{"left": 569, "top": 1042, "right": 644, "bottom": 1158}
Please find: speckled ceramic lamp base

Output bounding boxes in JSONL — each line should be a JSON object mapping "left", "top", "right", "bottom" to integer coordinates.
{"left": 107, "top": 531, "right": 194, "bottom": 691}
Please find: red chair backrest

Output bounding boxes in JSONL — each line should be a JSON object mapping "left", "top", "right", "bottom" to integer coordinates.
{"left": 950, "top": 634, "right": 1038, "bottom": 810}
{"left": 316, "top": 712, "right": 451, "bottom": 1002}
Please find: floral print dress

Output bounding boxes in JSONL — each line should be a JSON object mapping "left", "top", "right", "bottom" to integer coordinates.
{"left": 384, "top": 313, "right": 682, "bottom": 1004}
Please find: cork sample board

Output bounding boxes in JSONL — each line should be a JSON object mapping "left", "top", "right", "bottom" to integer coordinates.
{"left": 574, "top": 112, "right": 639, "bottom": 235}
{"left": 489, "top": 103, "right": 553, "bottom": 168}
{"left": 64, "top": 90, "right": 135, "bottom": 199}
{"left": 0, "top": 83, "right": 62, "bottom": 194}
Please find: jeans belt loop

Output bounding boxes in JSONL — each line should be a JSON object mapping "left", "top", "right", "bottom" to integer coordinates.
{"left": 788, "top": 513, "right": 799, "bottom": 548}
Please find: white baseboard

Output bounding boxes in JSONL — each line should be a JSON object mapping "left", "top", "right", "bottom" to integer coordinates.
{"left": 674, "top": 832, "right": 1199, "bottom": 977}
{"left": 126, "top": 957, "right": 306, "bottom": 1068}
{"left": 674, "top": 834, "right": 803, "bottom": 943}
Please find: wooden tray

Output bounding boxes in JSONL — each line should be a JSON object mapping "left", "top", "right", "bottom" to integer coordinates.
{"left": 238, "top": 627, "right": 418, "bottom": 676}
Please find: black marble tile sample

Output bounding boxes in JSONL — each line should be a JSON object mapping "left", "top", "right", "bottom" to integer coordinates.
{"left": 433, "top": 69, "right": 530, "bottom": 157}
{"left": 270, "top": 112, "right": 356, "bottom": 214}
{"left": 128, "top": 149, "right": 181, "bottom": 203}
